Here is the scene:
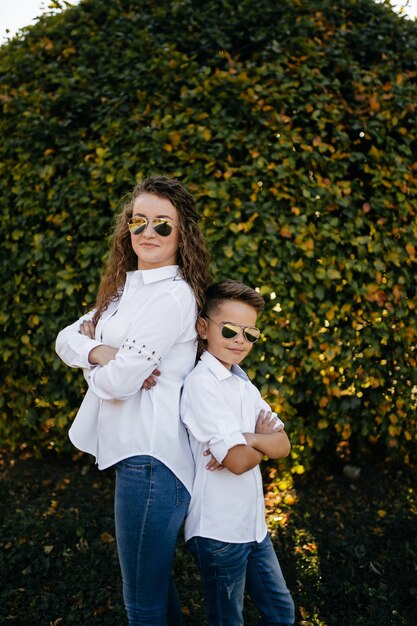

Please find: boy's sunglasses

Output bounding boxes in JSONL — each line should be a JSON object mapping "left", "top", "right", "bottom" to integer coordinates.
{"left": 127, "top": 216, "right": 178, "bottom": 237}
{"left": 205, "top": 316, "right": 261, "bottom": 343}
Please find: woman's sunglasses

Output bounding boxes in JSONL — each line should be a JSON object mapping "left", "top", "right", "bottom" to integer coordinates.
{"left": 205, "top": 316, "right": 261, "bottom": 343}
{"left": 127, "top": 216, "right": 178, "bottom": 237}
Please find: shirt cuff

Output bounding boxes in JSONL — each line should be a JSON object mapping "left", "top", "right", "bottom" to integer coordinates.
{"left": 210, "top": 432, "right": 247, "bottom": 463}
{"left": 270, "top": 412, "right": 285, "bottom": 430}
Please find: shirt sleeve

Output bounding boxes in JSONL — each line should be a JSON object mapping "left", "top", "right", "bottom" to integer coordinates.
{"left": 181, "top": 375, "right": 247, "bottom": 463}
{"left": 55, "top": 310, "right": 104, "bottom": 370}
{"left": 85, "top": 288, "right": 195, "bottom": 401}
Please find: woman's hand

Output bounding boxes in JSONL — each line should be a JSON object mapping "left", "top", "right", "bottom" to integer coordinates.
{"left": 79, "top": 320, "right": 96, "bottom": 339}
{"left": 79, "top": 321, "right": 118, "bottom": 366}
{"left": 141, "top": 369, "right": 161, "bottom": 390}
{"left": 255, "top": 409, "right": 283, "bottom": 434}
{"left": 88, "top": 345, "right": 118, "bottom": 366}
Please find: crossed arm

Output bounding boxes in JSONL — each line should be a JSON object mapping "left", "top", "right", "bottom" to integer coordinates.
{"left": 206, "top": 410, "right": 291, "bottom": 476}
{"left": 82, "top": 320, "right": 290, "bottom": 473}
{"left": 79, "top": 320, "right": 160, "bottom": 389}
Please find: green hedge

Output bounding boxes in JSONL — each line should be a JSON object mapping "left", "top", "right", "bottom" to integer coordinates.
{"left": 1, "top": 0, "right": 417, "bottom": 471}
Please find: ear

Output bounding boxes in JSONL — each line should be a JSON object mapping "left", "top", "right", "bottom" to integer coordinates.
{"left": 196, "top": 316, "right": 208, "bottom": 340}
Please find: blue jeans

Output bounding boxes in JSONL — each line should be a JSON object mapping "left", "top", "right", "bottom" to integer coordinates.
{"left": 187, "top": 533, "right": 295, "bottom": 626}
{"left": 115, "top": 455, "right": 190, "bottom": 626}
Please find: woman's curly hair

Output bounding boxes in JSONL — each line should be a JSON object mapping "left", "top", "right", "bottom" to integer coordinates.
{"left": 93, "top": 176, "right": 212, "bottom": 324}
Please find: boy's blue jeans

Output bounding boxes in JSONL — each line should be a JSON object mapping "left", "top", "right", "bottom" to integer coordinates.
{"left": 187, "top": 533, "right": 295, "bottom": 626}
{"left": 115, "top": 455, "right": 190, "bottom": 626}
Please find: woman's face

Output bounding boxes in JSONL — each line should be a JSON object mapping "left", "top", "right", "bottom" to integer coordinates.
{"left": 130, "top": 192, "right": 180, "bottom": 270}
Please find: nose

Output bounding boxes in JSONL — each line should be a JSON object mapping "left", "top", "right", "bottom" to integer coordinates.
{"left": 233, "top": 330, "right": 245, "bottom": 343}
{"left": 142, "top": 221, "right": 155, "bottom": 237}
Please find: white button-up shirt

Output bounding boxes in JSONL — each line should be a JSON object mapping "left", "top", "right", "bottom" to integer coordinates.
{"left": 181, "top": 351, "right": 283, "bottom": 543}
{"left": 55, "top": 265, "right": 197, "bottom": 493}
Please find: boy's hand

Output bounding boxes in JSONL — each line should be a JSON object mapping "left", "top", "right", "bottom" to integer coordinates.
{"left": 203, "top": 449, "right": 225, "bottom": 471}
{"left": 255, "top": 409, "right": 283, "bottom": 434}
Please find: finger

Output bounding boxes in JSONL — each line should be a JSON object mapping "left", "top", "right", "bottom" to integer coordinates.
{"left": 263, "top": 410, "right": 273, "bottom": 424}
{"left": 206, "top": 459, "right": 220, "bottom": 471}
{"left": 203, "top": 449, "right": 211, "bottom": 457}
{"left": 256, "top": 411, "right": 265, "bottom": 427}
{"left": 153, "top": 369, "right": 161, "bottom": 376}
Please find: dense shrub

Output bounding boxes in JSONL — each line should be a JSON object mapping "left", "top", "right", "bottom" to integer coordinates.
{"left": 1, "top": 0, "right": 416, "bottom": 471}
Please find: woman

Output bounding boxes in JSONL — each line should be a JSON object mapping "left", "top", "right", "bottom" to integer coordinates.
{"left": 55, "top": 176, "right": 211, "bottom": 626}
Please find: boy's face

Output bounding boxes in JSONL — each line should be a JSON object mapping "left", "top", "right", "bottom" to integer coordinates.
{"left": 198, "top": 299, "right": 259, "bottom": 370}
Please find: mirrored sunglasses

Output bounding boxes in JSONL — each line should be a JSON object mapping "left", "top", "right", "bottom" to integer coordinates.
{"left": 205, "top": 316, "right": 261, "bottom": 343}
{"left": 127, "top": 216, "right": 177, "bottom": 237}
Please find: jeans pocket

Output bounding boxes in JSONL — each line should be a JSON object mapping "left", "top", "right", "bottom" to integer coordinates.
{"left": 119, "top": 455, "right": 152, "bottom": 471}
{"left": 207, "top": 538, "right": 233, "bottom": 556}
{"left": 175, "top": 477, "right": 191, "bottom": 507}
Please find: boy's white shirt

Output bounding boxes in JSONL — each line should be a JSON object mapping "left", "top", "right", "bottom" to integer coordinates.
{"left": 181, "top": 350, "right": 284, "bottom": 544}
{"left": 55, "top": 265, "right": 197, "bottom": 494}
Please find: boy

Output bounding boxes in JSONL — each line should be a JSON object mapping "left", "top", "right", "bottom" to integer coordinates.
{"left": 181, "top": 280, "right": 295, "bottom": 626}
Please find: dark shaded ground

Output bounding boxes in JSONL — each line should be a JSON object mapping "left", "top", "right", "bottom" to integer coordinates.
{"left": 1, "top": 450, "right": 416, "bottom": 626}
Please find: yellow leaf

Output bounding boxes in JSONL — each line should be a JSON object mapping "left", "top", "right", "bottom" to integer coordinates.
{"left": 284, "top": 493, "right": 296, "bottom": 505}
{"left": 406, "top": 243, "right": 416, "bottom": 259}
{"left": 327, "top": 269, "right": 341, "bottom": 280}
{"left": 202, "top": 128, "right": 212, "bottom": 141}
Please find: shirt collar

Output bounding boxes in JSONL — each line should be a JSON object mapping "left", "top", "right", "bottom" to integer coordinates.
{"left": 200, "top": 350, "right": 249, "bottom": 382}
{"left": 127, "top": 265, "right": 180, "bottom": 285}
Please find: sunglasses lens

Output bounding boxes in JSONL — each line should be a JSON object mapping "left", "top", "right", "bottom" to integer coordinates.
{"left": 221, "top": 324, "right": 239, "bottom": 339}
{"left": 128, "top": 217, "right": 147, "bottom": 234}
{"left": 244, "top": 329, "right": 260, "bottom": 343}
{"left": 154, "top": 220, "right": 173, "bottom": 237}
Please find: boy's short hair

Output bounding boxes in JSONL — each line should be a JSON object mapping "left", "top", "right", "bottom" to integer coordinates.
{"left": 202, "top": 280, "right": 265, "bottom": 317}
